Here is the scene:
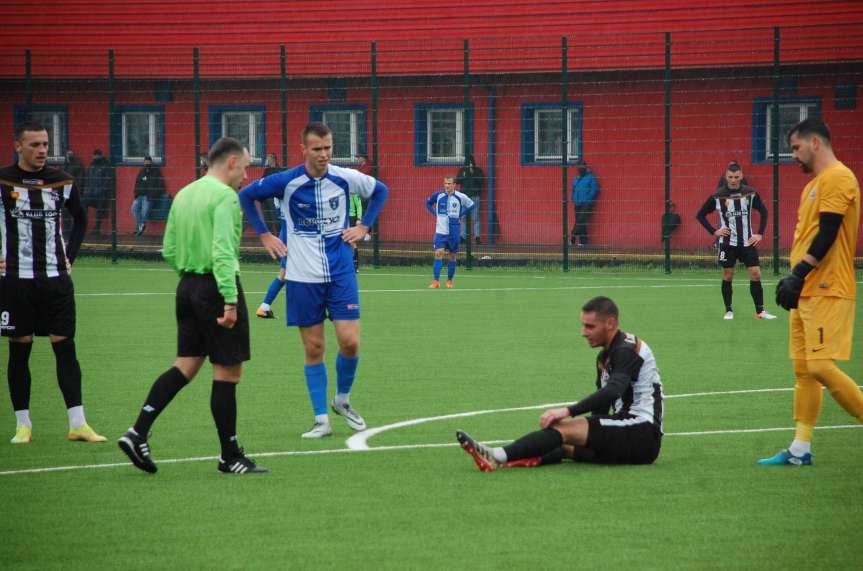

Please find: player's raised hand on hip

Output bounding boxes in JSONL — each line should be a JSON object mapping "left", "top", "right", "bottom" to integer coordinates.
{"left": 259, "top": 232, "right": 287, "bottom": 260}
{"left": 746, "top": 234, "right": 763, "bottom": 246}
{"left": 539, "top": 407, "right": 570, "bottom": 429}
{"left": 342, "top": 223, "right": 369, "bottom": 245}
{"left": 714, "top": 227, "right": 731, "bottom": 237}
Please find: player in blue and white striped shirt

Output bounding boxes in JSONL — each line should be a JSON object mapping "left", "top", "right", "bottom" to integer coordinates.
{"left": 239, "top": 122, "right": 388, "bottom": 438}
{"left": 255, "top": 196, "right": 287, "bottom": 319}
{"left": 425, "top": 176, "right": 475, "bottom": 288}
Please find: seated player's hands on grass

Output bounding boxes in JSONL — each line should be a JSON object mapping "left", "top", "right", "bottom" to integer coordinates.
{"left": 539, "top": 407, "right": 570, "bottom": 429}
{"left": 259, "top": 232, "right": 287, "bottom": 260}
{"left": 746, "top": 233, "right": 762, "bottom": 246}
{"left": 217, "top": 304, "right": 237, "bottom": 329}
{"left": 342, "top": 223, "right": 369, "bottom": 245}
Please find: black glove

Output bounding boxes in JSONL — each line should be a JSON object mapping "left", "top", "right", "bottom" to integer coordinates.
{"left": 775, "top": 261, "right": 814, "bottom": 310}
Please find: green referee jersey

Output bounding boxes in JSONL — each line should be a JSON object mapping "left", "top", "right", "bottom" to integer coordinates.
{"left": 162, "top": 174, "right": 242, "bottom": 303}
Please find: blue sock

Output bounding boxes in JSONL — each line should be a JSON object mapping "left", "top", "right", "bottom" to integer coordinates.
{"left": 335, "top": 353, "right": 359, "bottom": 396}
{"left": 303, "top": 363, "right": 328, "bottom": 416}
{"left": 447, "top": 261, "right": 457, "bottom": 280}
{"left": 433, "top": 259, "right": 442, "bottom": 280}
{"left": 263, "top": 277, "right": 285, "bottom": 305}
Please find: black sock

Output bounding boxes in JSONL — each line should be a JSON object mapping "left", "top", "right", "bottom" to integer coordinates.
{"left": 8, "top": 342, "right": 33, "bottom": 411}
{"left": 540, "top": 446, "right": 566, "bottom": 465}
{"left": 503, "top": 428, "right": 563, "bottom": 462}
{"left": 133, "top": 367, "right": 189, "bottom": 436}
{"left": 51, "top": 338, "right": 82, "bottom": 409}
{"left": 750, "top": 280, "right": 764, "bottom": 313}
{"left": 721, "top": 280, "right": 733, "bottom": 311}
{"left": 211, "top": 381, "right": 240, "bottom": 459}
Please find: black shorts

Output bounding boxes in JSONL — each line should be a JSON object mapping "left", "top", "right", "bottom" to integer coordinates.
{"left": 0, "top": 276, "right": 76, "bottom": 338}
{"left": 718, "top": 244, "right": 759, "bottom": 268}
{"left": 582, "top": 415, "right": 662, "bottom": 465}
{"left": 176, "top": 273, "right": 250, "bottom": 366}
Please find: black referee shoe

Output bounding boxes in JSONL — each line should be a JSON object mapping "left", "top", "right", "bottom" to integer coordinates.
{"left": 218, "top": 449, "right": 269, "bottom": 474}
{"left": 118, "top": 429, "right": 158, "bottom": 474}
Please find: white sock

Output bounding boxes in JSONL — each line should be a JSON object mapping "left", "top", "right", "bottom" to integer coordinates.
{"left": 789, "top": 439, "right": 811, "bottom": 457}
{"left": 15, "top": 410, "right": 32, "bottom": 428}
{"left": 334, "top": 393, "right": 349, "bottom": 407}
{"left": 67, "top": 405, "right": 86, "bottom": 429}
{"left": 315, "top": 413, "right": 329, "bottom": 425}
{"left": 259, "top": 303, "right": 271, "bottom": 312}
{"left": 492, "top": 447, "right": 508, "bottom": 463}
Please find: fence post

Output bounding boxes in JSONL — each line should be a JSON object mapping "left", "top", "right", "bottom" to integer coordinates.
{"left": 664, "top": 32, "right": 672, "bottom": 274}
{"left": 487, "top": 86, "right": 496, "bottom": 246}
{"left": 562, "top": 36, "right": 569, "bottom": 272}
{"left": 463, "top": 39, "right": 473, "bottom": 269}
{"left": 370, "top": 41, "right": 380, "bottom": 268}
{"left": 772, "top": 27, "right": 781, "bottom": 276}
{"left": 108, "top": 49, "right": 118, "bottom": 263}
{"left": 280, "top": 44, "right": 288, "bottom": 166}
{"left": 193, "top": 48, "right": 201, "bottom": 178}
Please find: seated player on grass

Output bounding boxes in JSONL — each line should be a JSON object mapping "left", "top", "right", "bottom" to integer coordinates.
{"left": 457, "top": 296, "right": 664, "bottom": 471}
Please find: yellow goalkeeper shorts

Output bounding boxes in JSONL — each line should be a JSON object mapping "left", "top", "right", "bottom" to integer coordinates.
{"left": 789, "top": 296, "right": 856, "bottom": 361}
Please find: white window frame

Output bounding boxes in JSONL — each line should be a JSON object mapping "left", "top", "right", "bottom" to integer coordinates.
{"left": 221, "top": 111, "right": 263, "bottom": 163}
{"left": 427, "top": 108, "right": 464, "bottom": 163}
{"left": 322, "top": 110, "right": 361, "bottom": 163}
{"left": 121, "top": 111, "right": 162, "bottom": 163}
{"left": 765, "top": 102, "right": 817, "bottom": 160}
{"left": 534, "top": 108, "right": 580, "bottom": 162}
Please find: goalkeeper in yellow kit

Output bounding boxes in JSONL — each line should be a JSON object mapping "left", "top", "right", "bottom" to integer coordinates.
{"left": 760, "top": 118, "right": 862, "bottom": 465}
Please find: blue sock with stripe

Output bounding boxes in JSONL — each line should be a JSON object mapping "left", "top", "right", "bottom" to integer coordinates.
{"left": 263, "top": 277, "right": 285, "bottom": 305}
{"left": 335, "top": 353, "right": 359, "bottom": 398}
{"left": 303, "top": 363, "right": 328, "bottom": 416}
{"left": 447, "top": 261, "right": 457, "bottom": 280}
{"left": 433, "top": 259, "right": 443, "bottom": 280}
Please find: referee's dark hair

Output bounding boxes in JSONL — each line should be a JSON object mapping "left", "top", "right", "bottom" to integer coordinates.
{"left": 582, "top": 296, "right": 619, "bottom": 319}
{"left": 207, "top": 137, "right": 246, "bottom": 166}
{"left": 787, "top": 117, "right": 831, "bottom": 146}
{"left": 14, "top": 121, "right": 47, "bottom": 141}
{"left": 302, "top": 121, "right": 332, "bottom": 143}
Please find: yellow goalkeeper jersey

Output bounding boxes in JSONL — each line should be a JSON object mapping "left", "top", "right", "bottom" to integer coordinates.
{"left": 790, "top": 160, "right": 860, "bottom": 299}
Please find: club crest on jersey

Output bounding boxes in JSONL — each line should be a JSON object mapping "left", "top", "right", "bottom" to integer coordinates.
{"left": 22, "top": 178, "right": 44, "bottom": 186}
{"left": 329, "top": 196, "right": 340, "bottom": 210}
{"left": 808, "top": 187, "right": 817, "bottom": 201}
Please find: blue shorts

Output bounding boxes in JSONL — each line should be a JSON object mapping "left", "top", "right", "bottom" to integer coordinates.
{"left": 434, "top": 232, "right": 459, "bottom": 253}
{"left": 286, "top": 274, "right": 360, "bottom": 326}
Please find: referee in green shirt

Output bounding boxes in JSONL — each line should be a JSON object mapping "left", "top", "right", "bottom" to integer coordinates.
{"left": 119, "top": 137, "right": 283, "bottom": 475}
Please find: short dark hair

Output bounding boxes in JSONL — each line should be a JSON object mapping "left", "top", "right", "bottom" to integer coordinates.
{"left": 726, "top": 160, "right": 742, "bottom": 173}
{"left": 302, "top": 121, "right": 331, "bottom": 143}
{"left": 582, "top": 296, "right": 619, "bottom": 319}
{"left": 14, "top": 121, "right": 47, "bottom": 141}
{"left": 207, "top": 137, "right": 246, "bottom": 166}
{"left": 787, "top": 117, "right": 831, "bottom": 146}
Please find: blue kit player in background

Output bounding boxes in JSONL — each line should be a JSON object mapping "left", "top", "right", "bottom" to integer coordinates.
{"left": 255, "top": 196, "right": 287, "bottom": 319}
{"left": 239, "top": 122, "right": 388, "bottom": 438}
{"left": 425, "top": 176, "right": 475, "bottom": 289}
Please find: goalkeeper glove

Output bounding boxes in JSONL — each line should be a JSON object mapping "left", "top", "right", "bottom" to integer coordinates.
{"left": 775, "top": 260, "right": 814, "bottom": 310}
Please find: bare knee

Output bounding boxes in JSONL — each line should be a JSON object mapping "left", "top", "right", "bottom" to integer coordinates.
{"left": 173, "top": 356, "right": 205, "bottom": 380}
{"left": 434, "top": 249, "right": 445, "bottom": 260}
{"left": 213, "top": 364, "right": 242, "bottom": 383}
{"left": 748, "top": 266, "right": 762, "bottom": 280}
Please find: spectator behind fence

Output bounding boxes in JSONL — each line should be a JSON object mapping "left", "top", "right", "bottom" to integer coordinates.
{"left": 662, "top": 202, "right": 681, "bottom": 241}
{"left": 570, "top": 161, "right": 600, "bottom": 246}
{"left": 63, "top": 150, "right": 85, "bottom": 189}
{"left": 260, "top": 153, "right": 282, "bottom": 232}
{"left": 131, "top": 156, "right": 166, "bottom": 236}
{"left": 455, "top": 155, "right": 485, "bottom": 243}
{"left": 83, "top": 149, "right": 114, "bottom": 236}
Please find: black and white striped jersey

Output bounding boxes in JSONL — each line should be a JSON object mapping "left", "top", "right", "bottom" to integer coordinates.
{"left": 567, "top": 330, "right": 664, "bottom": 432}
{"left": 696, "top": 185, "right": 768, "bottom": 247}
{"left": 0, "top": 164, "right": 86, "bottom": 279}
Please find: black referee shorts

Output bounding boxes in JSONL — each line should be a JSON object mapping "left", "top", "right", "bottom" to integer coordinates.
{"left": 583, "top": 415, "right": 662, "bottom": 465}
{"left": 718, "top": 244, "right": 759, "bottom": 268}
{"left": 0, "top": 275, "right": 76, "bottom": 338}
{"left": 176, "top": 273, "right": 250, "bottom": 366}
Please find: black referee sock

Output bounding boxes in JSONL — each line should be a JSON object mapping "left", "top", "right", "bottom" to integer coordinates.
{"left": 211, "top": 381, "right": 241, "bottom": 459}
{"left": 503, "top": 428, "right": 563, "bottom": 462}
{"left": 8, "top": 342, "right": 33, "bottom": 411}
{"left": 721, "top": 280, "right": 733, "bottom": 311}
{"left": 133, "top": 367, "right": 189, "bottom": 436}
{"left": 51, "top": 338, "right": 82, "bottom": 409}
{"left": 750, "top": 280, "right": 764, "bottom": 313}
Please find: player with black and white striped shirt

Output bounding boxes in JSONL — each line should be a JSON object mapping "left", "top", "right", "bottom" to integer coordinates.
{"left": 696, "top": 161, "right": 776, "bottom": 321}
{"left": 1, "top": 121, "right": 105, "bottom": 444}
{"left": 456, "top": 296, "right": 664, "bottom": 471}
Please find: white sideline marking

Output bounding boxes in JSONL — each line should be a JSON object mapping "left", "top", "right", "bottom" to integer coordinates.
{"left": 3, "top": 386, "right": 861, "bottom": 477}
